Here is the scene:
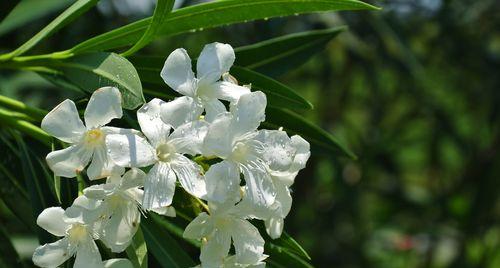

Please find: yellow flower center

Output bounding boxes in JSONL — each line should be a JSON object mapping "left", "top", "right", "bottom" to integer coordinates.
{"left": 67, "top": 224, "right": 88, "bottom": 243}
{"left": 156, "top": 143, "right": 175, "bottom": 162}
{"left": 231, "top": 142, "right": 248, "bottom": 162}
{"left": 84, "top": 129, "right": 104, "bottom": 147}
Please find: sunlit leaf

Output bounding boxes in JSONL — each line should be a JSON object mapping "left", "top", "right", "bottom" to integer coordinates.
{"left": 126, "top": 228, "right": 148, "bottom": 268}
{"left": 69, "top": 0, "right": 378, "bottom": 53}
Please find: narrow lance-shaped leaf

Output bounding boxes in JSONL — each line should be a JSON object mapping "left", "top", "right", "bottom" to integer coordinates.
{"left": 125, "top": 228, "right": 148, "bottom": 268}
{"left": 68, "top": 0, "right": 378, "bottom": 53}
{"left": 142, "top": 214, "right": 196, "bottom": 268}
{"left": 264, "top": 107, "right": 357, "bottom": 159}
{"left": 0, "top": 225, "right": 27, "bottom": 268}
{"left": 122, "top": 0, "right": 175, "bottom": 57}
{"left": 0, "top": 0, "right": 98, "bottom": 60}
{"left": 231, "top": 65, "right": 313, "bottom": 110}
{"left": 235, "top": 26, "right": 347, "bottom": 77}
{"left": 128, "top": 56, "right": 311, "bottom": 110}
{"left": 0, "top": 0, "right": 74, "bottom": 37}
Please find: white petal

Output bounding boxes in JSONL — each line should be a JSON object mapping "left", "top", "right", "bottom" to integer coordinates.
{"left": 83, "top": 184, "right": 113, "bottom": 200}
{"left": 101, "top": 202, "right": 140, "bottom": 253}
{"left": 211, "top": 81, "right": 250, "bottom": 103}
{"left": 204, "top": 161, "right": 240, "bottom": 203}
{"left": 143, "top": 163, "right": 176, "bottom": 209}
{"left": 65, "top": 196, "right": 103, "bottom": 224}
{"left": 87, "top": 147, "right": 124, "bottom": 180}
{"left": 203, "top": 113, "right": 234, "bottom": 158}
{"left": 103, "top": 259, "right": 134, "bottom": 268}
{"left": 171, "top": 155, "right": 206, "bottom": 198}
{"left": 265, "top": 217, "right": 284, "bottom": 239}
{"left": 275, "top": 183, "right": 292, "bottom": 217}
{"left": 200, "top": 230, "right": 232, "bottom": 268}
{"left": 120, "top": 168, "right": 146, "bottom": 189}
{"left": 105, "top": 133, "right": 156, "bottom": 167}
{"left": 168, "top": 120, "right": 208, "bottom": 155}
{"left": 84, "top": 87, "right": 123, "bottom": 129}
{"left": 241, "top": 162, "right": 276, "bottom": 208}
{"left": 160, "top": 96, "right": 203, "bottom": 129}
{"left": 230, "top": 219, "right": 265, "bottom": 265}
{"left": 197, "top": 42, "right": 235, "bottom": 84}
{"left": 74, "top": 240, "right": 103, "bottom": 268}
{"left": 256, "top": 130, "right": 294, "bottom": 172}
{"left": 183, "top": 212, "right": 211, "bottom": 239}
{"left": 203, "top": 98, "right": 227, "bottom": 122}
{"left": 290, "top": 135, "right": 311, "bottom": 173}
{"left": 161, "top": 48, "right": 197, "bottom": 96}
{"left": 231, "top": 91, "right": 267, "bottom": 137}
{"left": 137, "top": 99, "right": 172, "bottom": 146}
{"left": 46, "top": 144, "right": 92, "bottom": 178}
{"left": 36, "top": 207, "right": 70, "bottom": 237}
{"left": 32, "top": 238, "right": 72, "bottom": 268}
{"left": 41, "top": 99, "right": 85, "bottom": 143}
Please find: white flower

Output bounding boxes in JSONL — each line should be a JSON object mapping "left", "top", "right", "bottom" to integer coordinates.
{"left": 41, "top": 87, "right": 136, "bottom": 180}
{"left": 251, "top": 129, "right": 310, "bottom": 238}
{"left": 184, "top": 202, "right": 266, "bottom": 267}
{"left": 105, "top": 98, "right": 207, "bottom": 210}
{"left": 203, "top": 91, "right": 276, "bottom": 208}
{"left": 80, "top": 168, "right": 145, "bottom": 252}
{"left": 161, "top": 42, "right": 250, "bottom": 121}
{"left": 32, "top": 206, "right": 103, "bottom": 268}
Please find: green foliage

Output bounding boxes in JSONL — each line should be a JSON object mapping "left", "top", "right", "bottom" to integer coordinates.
{"left": 0, "top": 0, "right": 384, "bottom": 267}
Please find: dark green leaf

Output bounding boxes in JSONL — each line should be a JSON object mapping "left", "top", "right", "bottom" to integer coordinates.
{"left": 122, "top": 0, "right": 175, "bottom": 57}
{"left": 0, "top": 225, "right": 26, "bottom": 268}
{"left": 235, "top": 27, "right": 347, "bottom": 77}
{"left": 0, "top": 0, "right": 73, "bottom": 37}
{"left": 231, "top": 65, "right": 313, "bottom": 110}
{"left": 69, "top": 0, "right": 378, "bottom": 53}
{"left": 15, "top": 135, "right": 58, "bottom": 244}
{"left": 264, "top": 107, "right": 356, "bottom": 159}
{"left": 0, "top": 0, "right": 98, "bottom": 59}
{"left": 129, "top": 56, "right": 311, "bottom": 110}
{"left": 142, "top": 214, "right": 196, "bottom": 268}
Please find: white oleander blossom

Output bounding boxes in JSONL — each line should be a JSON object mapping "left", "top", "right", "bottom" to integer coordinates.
{"left": 41, "top": 87, "right": 135, "bottom": 180}
{"left": 105, "top": 98, "right": 207, "bottom": 210}
{"left": 78, "top": 168, "right": 146, "bottom": 252}
{"left": 32, "top": 206, "right": 103, "bottom": 268}
{"left": 203, "top": 91, "right": 276, "bottom": 208}
{"left": 240, "top": 129, "right": 311, "bottom": 239}
{"left": 184, "top": 201, "right": 267, "bottom": 267}
{"left": 161, "top": 42, "right": 250, "bottom": 121}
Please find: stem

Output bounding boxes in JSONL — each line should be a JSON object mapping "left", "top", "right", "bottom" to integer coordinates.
{"left": 0, "top": 95, "right": 47, "bottom": 121}
{"left": 0, "top": 108, "right": 51, "bottom": 146}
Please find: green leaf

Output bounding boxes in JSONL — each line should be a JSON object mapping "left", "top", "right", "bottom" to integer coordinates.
{"left": 266, "top": 242, "right": 314, "bottom": 268}
{"left": 27, "top": 52, "right": 145, "bottom": 109}
{"left": 0, "top": 162, "right": 36, "bottom": 231}
{"left": 231, "top": 66, "right": 313, "bottom": 110}
{"left": 142, "top": 214, "right": 196, "bottom": 268}
{"left": 235, "top": 27, "right": 347, "bottom": 77}
{"left": 126, "top": 228, "right": 148, "bottom": 268}
{"left": 0, "top": 0, "right": 98, "bottom": 60}
{"left": 69, "top": 0, "right": 378, "bottom": 53}
{"left": 122, "top": 0, "right": 175, "bottom": 57}
{"left": 128, "top": 56, "right": 311, "bottom": 110}
{"left": 15, "top": 135, "right": 58, "bottom": 244}
{"left": 0, "top": 225, "right": 26, "bottom": 268}
{"left": 271, "top": 231, "right": 311, "bottom": 260}
{"left": 264, "top": 107, "right": 356, "bottom": 159}
{"left": 0, "top": 0, "right": 74, "bottom": 37}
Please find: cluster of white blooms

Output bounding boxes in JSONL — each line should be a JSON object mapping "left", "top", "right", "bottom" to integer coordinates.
{"left": 34, "top": 43, "right": 310, "bottom": 268}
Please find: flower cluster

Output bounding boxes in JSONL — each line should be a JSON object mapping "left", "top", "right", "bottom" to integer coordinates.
{"left": 34, "top": 43, "right": 310, "bottom": 268}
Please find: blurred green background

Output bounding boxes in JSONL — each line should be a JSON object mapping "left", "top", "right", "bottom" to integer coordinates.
{"left": 1, "top": 0, "right": 500, "bottom": 267}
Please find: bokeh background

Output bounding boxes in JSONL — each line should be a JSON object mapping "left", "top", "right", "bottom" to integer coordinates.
{"left": 1, "top": 0, "right": 500, "bottom": 267}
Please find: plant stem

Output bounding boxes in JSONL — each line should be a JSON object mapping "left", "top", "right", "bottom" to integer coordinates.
{"left": 0, "top": 95, "right": 47, "bottom": 121}
{"left": 0, "top": 108, "right": 51, "bottom": 146}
